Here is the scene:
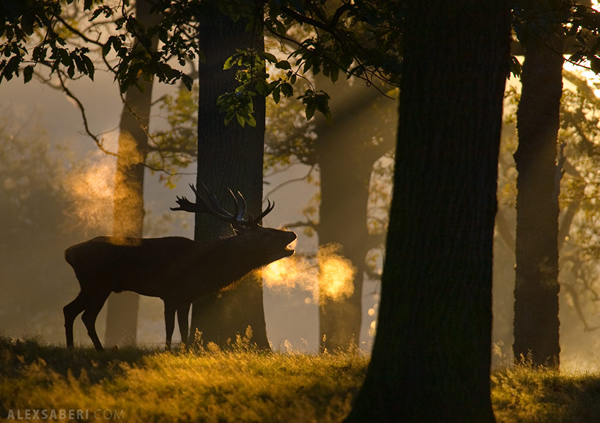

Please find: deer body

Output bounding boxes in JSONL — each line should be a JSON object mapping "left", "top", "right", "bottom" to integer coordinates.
{"left": 64, "top": 184, "right": 296, "bottom": 351}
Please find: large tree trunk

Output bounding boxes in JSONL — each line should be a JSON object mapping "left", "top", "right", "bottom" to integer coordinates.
{"left": 104, "top": 0, "right": 157, "bottom": 347}
{"left": 346, "top": 1, "right": 510, "bottom": 421}
{"left": 314, "top": 76, "right": 395, "bottom": 352}
{"left": 188, "top": 1, "right": 269, "bottom": 349}
{"left": 512, "top": 10, "right": 566, "bottom": 367}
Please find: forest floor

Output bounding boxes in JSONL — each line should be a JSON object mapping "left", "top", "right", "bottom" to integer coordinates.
{"left": 1, "top": 336, "right": 600, "bottom": 422}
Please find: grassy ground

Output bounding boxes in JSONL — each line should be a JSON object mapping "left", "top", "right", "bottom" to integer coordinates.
{"left": 0, "top": 337, "right": 366, "bottom": 422}
{"left": 3, "top": 337, "right": 600, "bottom": 422}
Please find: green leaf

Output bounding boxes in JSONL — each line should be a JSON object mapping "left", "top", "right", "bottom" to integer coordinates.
{"left": 330, "top": 67, "right": 339, "bottom": 83}
{"left": 90, "top": 7, "right": 104, "bottom": 21}
{"left": 182, "top": 74, "right": 193, "bottom": 91}
{"left": 256, "top": 78, "right": 271, "bottom": 96}
{"left": 23, "top": 65, "right": 34, "bottom": 83}
{"left": 275, "top": 60, "right": 291, "bottom": 70}
{"left": 236, "top": 113, "right": 246, "bottom": 127}
{"left": 246, "top": 113, "right": 256, "bottom": 127}
{"left": 281, "top": 82, "right": 293, "bottom": 97}
{"left": 82, "top": 55, "right": 95, "bottom": 80}
{"left": 305, "top": 99, "right": 316, "bottom": 121}
{"left": 102, "top": 42, "right": 111, "bottom": 57}
{"left": 272, "top": 86, "right": 281, "bottom": 103}
{"left": 263, "top": 52, "right": 277, "bottom": 63}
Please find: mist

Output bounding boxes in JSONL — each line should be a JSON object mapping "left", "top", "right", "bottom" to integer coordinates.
{"left": 3, "top": 48, "right": 600, "bottom": 368}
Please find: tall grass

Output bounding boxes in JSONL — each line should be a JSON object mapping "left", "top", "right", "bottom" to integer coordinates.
{"left": 492, "top": 364, "right": 600, "bottom": 422}
{"left": 3, "top": 337, "right": 600, "bottom": 422}
{"left": 0, "top": 337, "right": 367, "bottom": 422}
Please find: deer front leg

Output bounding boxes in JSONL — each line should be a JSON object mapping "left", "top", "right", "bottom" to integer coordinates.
{"left": 176, "top": 302, "right": 191, "bottom": 348}
{"left": 164, "top": 300, "right": 176, "bottom": 351}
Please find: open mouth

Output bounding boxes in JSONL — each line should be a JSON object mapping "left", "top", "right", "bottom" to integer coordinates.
{"left": 284, "top": 236, "right": 298, "bottom": 256}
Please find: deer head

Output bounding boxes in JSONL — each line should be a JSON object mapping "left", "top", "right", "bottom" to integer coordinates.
{"left": 171, "top": 183, "right": 296, "bottom": 263}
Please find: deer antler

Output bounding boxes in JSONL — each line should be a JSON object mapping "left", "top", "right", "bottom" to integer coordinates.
{"left": 171, "top": 183, "right": 274, "bottom": 227}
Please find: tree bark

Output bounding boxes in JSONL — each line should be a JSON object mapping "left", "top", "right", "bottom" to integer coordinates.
{"left": 346, "top": 1, "right": 510, "bottom": 421}
{"left": 188, "top": 1, "right": 269, "bottom": 349}
{"left": 513, "top": 7, "right": 566, "bottom": 367}
{"left": 104, "top": 0, "right": 157, "bottom": 347}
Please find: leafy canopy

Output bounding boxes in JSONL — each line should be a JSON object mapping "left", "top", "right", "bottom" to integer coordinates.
{"left": 0, "top": 0, "right": 402, "bottom": 125}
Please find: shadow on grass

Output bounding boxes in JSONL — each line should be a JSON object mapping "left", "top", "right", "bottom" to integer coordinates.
{"left": 0, "top": 335, "right": 154, "bottom": 384}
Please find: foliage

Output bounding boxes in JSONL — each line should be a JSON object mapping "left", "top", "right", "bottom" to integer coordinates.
{"left": 0, "top": 0, "right": 402, "bottom": 127}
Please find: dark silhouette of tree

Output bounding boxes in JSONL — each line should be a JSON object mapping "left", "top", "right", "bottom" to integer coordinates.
{"left": 188, "top": 0, "right": 270, "bottom": 349}
{"left": 512, "top": 1, "right": 568, "bottom": 367}
{"left": 346, "top": 1, "right": 510, "bottom": 420}
{"left": 312, "top": 76, "right": 395, "bottom": 352}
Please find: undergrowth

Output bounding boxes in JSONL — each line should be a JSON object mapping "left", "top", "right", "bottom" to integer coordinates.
{"left": 0, "top": 337, "right": 367, "bottom": 422}
{"left": 3, "top": 336, "right": 600, "bottom": 422}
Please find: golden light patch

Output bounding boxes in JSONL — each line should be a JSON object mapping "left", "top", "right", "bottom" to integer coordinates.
{"left": 317, "top": 244, "right": 356, "bottom": 303}
{"left": 262, "top": 243, "right": 357, "bottom": 304}
{"left": 64, "top": 153, "right": 115, "bottom": 234}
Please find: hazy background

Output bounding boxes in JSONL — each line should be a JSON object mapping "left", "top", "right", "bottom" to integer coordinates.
{"left": 0, "top": 68, "right": 382, "bottom": 353}
{"left": 4, "top": 59, "right": 600, "bottom": 369}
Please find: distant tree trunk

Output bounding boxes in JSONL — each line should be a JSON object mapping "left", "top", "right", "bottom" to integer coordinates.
{"left": 104, "top": 0, "right": 157, "bottom": 347}
{"left": 513, "top": 10, "right": 566, "bottom": 367}
{"left": 314, "top": 76, "right": 395, "bottom": 352}
{"left": 188, "top": 1, "right": 269, "bottom": 349}
{"left": 346, "top": 1, "right": 510, "bottom": 421}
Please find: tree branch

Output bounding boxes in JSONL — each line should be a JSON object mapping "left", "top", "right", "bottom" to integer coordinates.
{"left": 263, "top": 164, "right": 316, "bottom": 198}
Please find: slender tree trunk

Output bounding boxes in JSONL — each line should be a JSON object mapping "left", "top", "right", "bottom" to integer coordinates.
{"left": 314, "top": 77, "right": 395, "bottom": 352}
{"left": 188, "top": 1, "right": 269, "bottom": 349}
{"left": 346, "top": 1, "right": 510, "bottom": 421}
{"left": 317, "top": 131, "right": 370, "bottom": 352}
{"left": 104, "top": 0, "right": 157, "bottom": 347}
{"left": 513, "top": 15, "right": 565, "bottom": 367}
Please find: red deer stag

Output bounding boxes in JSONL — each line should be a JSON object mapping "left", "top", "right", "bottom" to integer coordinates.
{"left": 64, "top": 183, "right": 296, "bottom": 351}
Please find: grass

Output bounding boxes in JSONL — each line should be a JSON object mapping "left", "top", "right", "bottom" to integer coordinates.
{"left": 492, "top": 365, "right": 600, "bottom": 422}
{"left": 0, "top": 337, "right": 367, "bottom": 422}
{"left": 3, "top": 337, "right": 600, "bottom": 422}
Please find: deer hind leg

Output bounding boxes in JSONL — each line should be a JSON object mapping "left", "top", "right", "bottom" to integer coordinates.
{"left": 176, "top": 302, "right": 191, "bottom": 348}
{"left": 64, "top": 293, "right": 89, "bottom": 349}
{"left": 81, "top": 291, "right": 110, "bottom": 351}
{"left": 164, "top": 300, "right": 176, "bottom": 351}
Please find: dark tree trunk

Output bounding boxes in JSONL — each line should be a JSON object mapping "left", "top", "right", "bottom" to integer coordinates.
{"left": 513, "top": 24, "right": 565, "bottom": 366}
{"left": 104, "top": 0, "right": 157, "bottom": 347}
{"left": 188, "top": 1, "right": 269, "bottom": 349}
{"left": 314, "top": 77, "right": 395, "bottom": 352}
{"left": 346, "top": 1, "right": 510, "bottom": 421}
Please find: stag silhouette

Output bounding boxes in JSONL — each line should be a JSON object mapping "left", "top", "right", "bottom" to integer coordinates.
{"left": 64, "top": 183, "right": 296, "bottom": 350}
